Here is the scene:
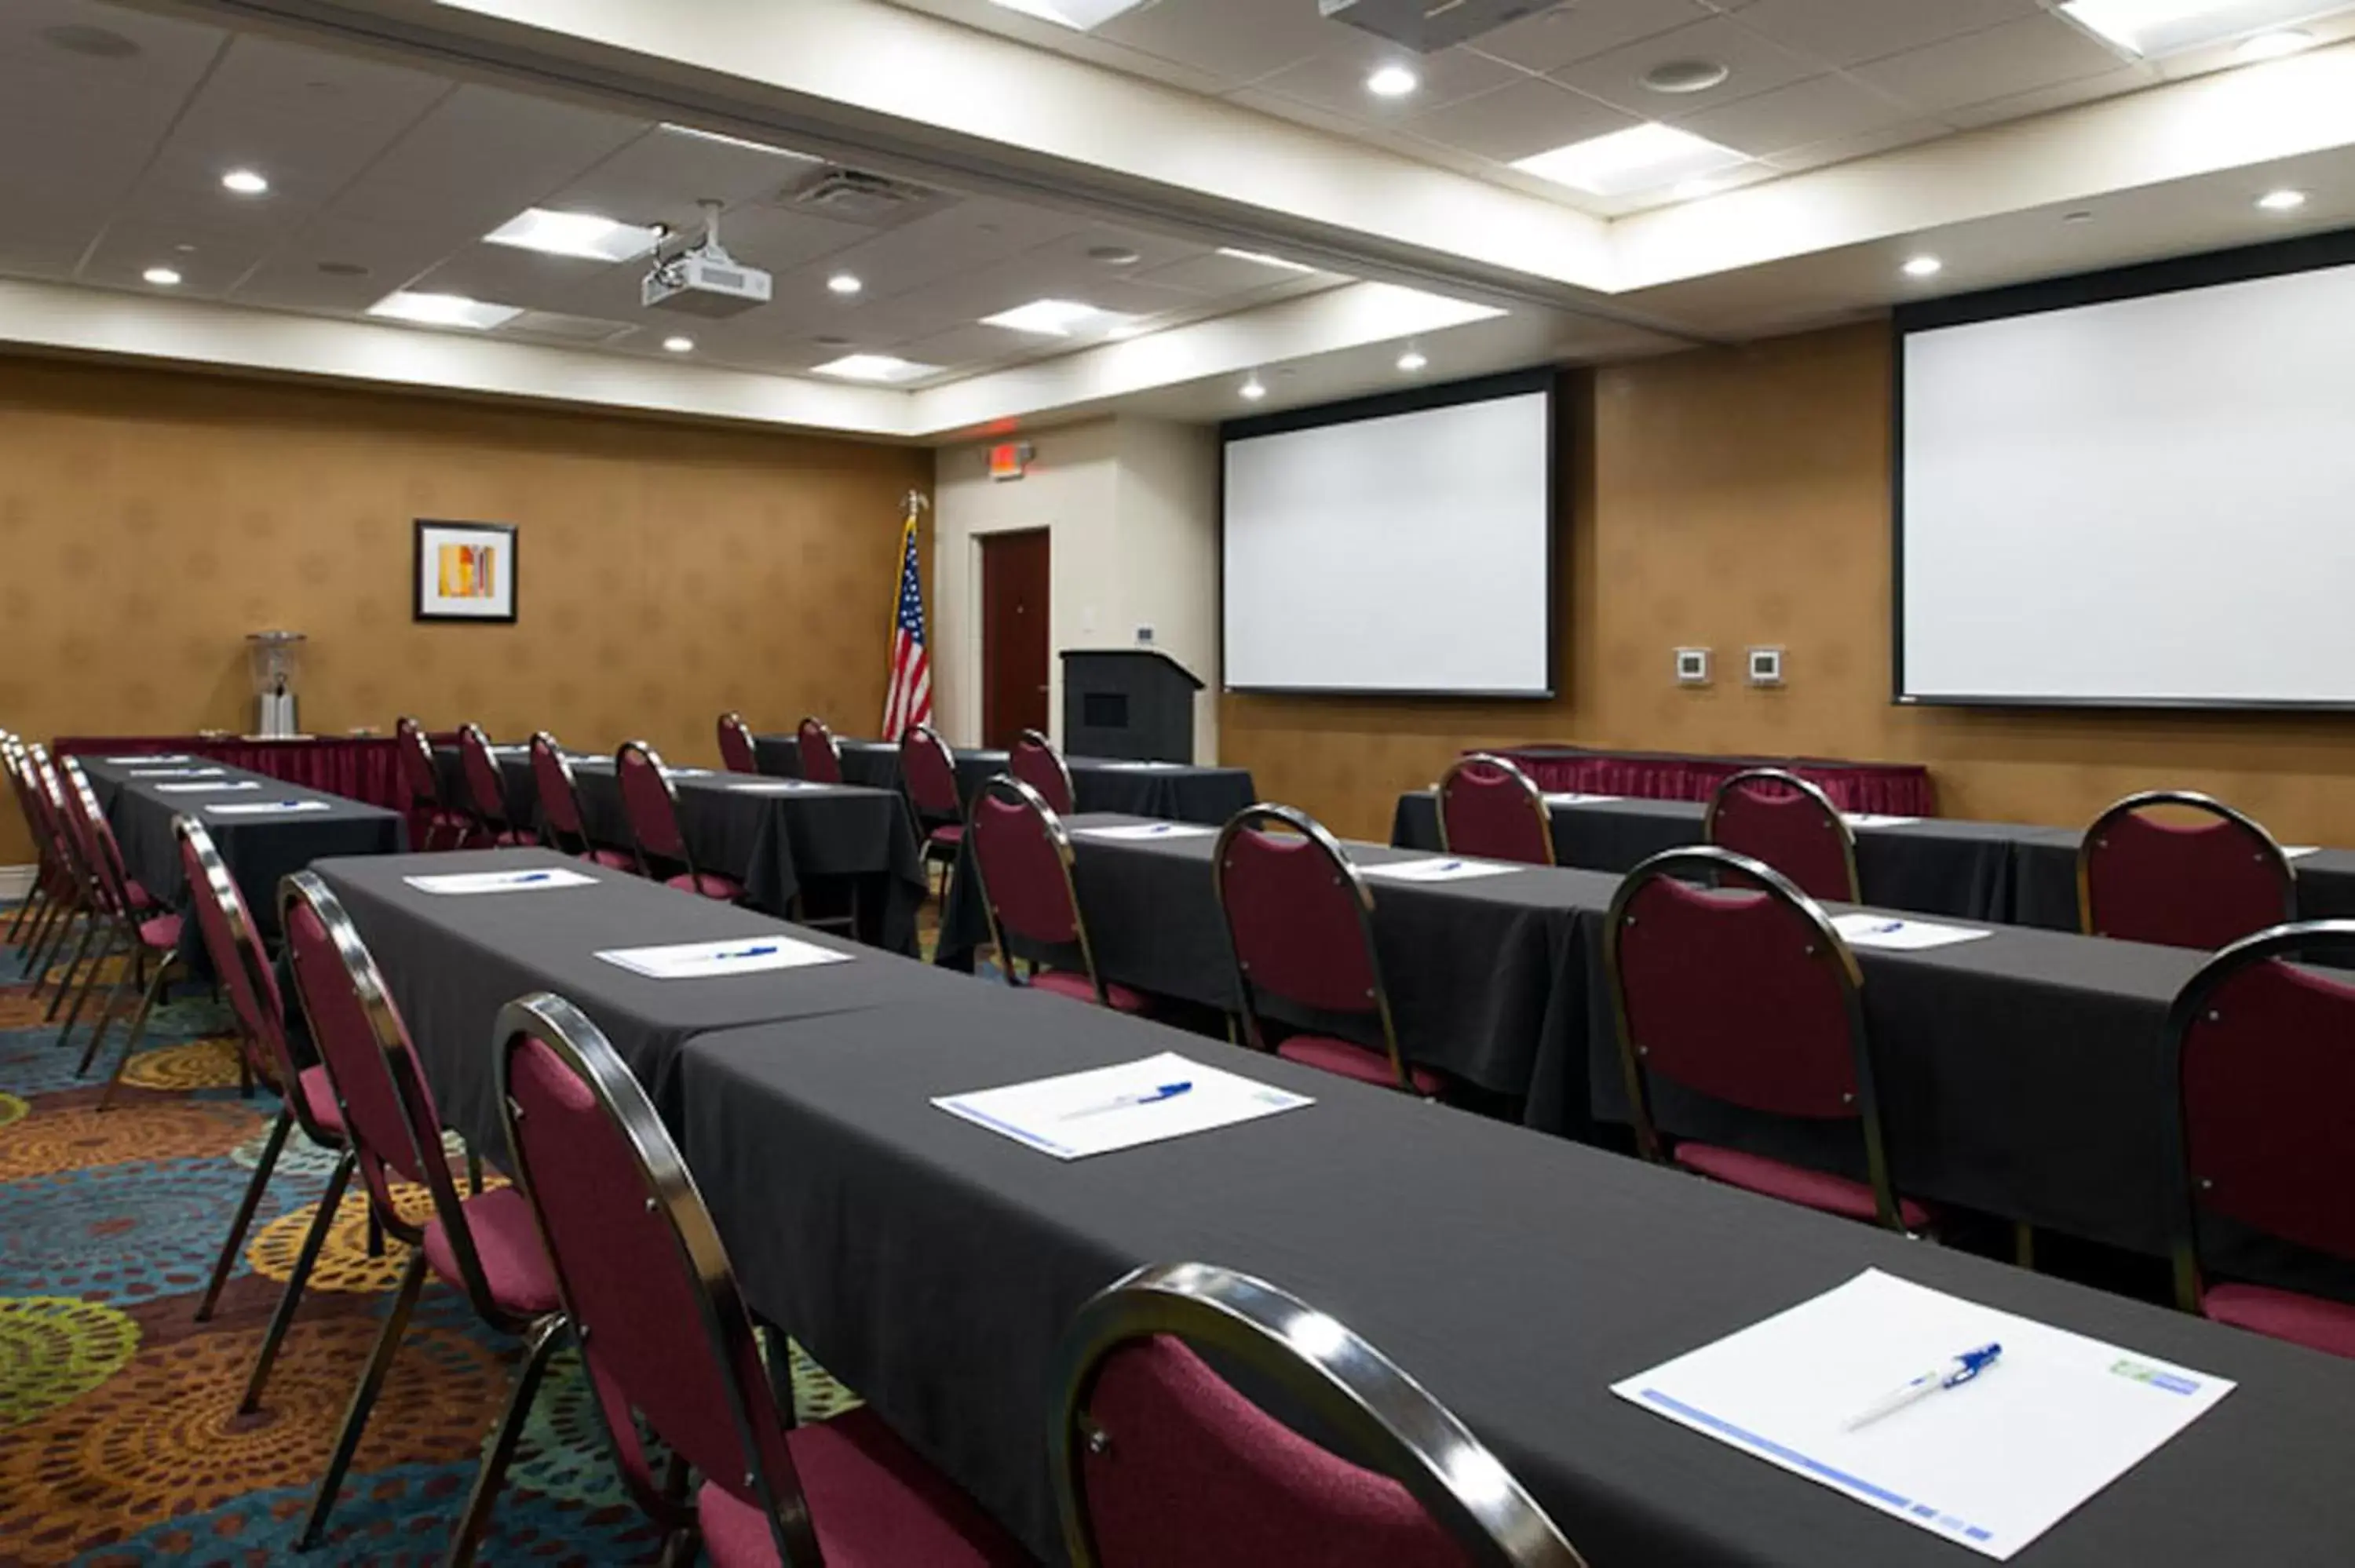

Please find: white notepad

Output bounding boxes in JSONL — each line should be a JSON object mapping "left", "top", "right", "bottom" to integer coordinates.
{"left": 206, "top": 800, "right": 333, "bottom": 816}
{"left": 130, "top": 767, "right": 225, "bottom": 779}
{"left": 1357, "top": 857, "right": 1522, "bottom": 884}
{"left": 933, "top": 1052, "right": 1312, "bottom": 1161}
{"left": 1543, "top": 792, "right": 1623, "bottom": 806}
{"left": 403, "top": 868, "right": 599, "bottom": 895}
{"left": 2282, "top": 845, "right": 2320, "bottom": 859}
{"left": 1831, "top": 913, "right": 1992, "bottom": 951}
{"left": 1844, "top": 814, "right": 1923, "bottom": 829}
{"left": 1100, "top": 760, "right": 1188, "bottom": 771}
{"left": 155, "top": 780, "right": 261, "bottom": 793}
{"left": 726, "top": 779, "right": 832, "bottom": 795}
{"left": 107, "top": 753, "right": 191, "bottom": 764}
{"left": 594, "top": 934, "right": 850, "bottom": 979}
{"left": 1612, "top": 1269, "right": 2233, "bottom": 1560}
{"left": 1075, "top": 822, "right": 1215, "bottom": 842}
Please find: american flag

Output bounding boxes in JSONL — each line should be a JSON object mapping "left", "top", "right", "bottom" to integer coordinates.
{"left": 882, "top": 501, "right": 933, "bottom": 738}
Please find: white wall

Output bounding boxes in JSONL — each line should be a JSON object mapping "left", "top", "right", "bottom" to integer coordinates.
{"left": 932, "top": 416, "right": 1221, "bottom": 760}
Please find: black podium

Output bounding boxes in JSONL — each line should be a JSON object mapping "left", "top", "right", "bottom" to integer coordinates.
{"left": 1061, "top": 648, "right": 1203, "bottom": 763}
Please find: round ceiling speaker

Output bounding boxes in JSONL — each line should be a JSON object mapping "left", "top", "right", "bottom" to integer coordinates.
{"left": 1641, "top": 58, "right": 1731, "bottom": 94}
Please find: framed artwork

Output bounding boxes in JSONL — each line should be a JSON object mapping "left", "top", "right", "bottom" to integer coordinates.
{"left": 414, "top": 520, "right": 517, "bottom": 623}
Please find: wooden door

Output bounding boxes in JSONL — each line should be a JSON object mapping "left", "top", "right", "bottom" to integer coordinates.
{"left": 981, "top": 528, "right": 1051, "bottom": 750}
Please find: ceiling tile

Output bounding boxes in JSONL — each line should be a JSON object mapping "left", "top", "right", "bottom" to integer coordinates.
{"left": 1675, "top": 73, "right": 1918, "bottom": 158}
{"left": 1720, "top": 0, "right": 2043, "bottom": 70}
{"left": 1241, "top": 38, "right": 1526, "bottom": 123}
{"left": 1943, "top": 62, "right": 2160, "bottom": 129}
{"left": 1758, "top": 116, "right": 1955, "bottom": 172}
{"left": 1094, "top": 0, "right": 1343, "bottom": 88}
{"left": 80, "top": 219, "right": 269, "bottom": 298}
{"left": 1137, "top": 250, "right": 1320, "bottom": 295}
{"left": 1851, "top": 15, "right": 2128, "bottom": 116}
{"left": 1464, "top": 0, "right": 1713, "bottom": 73}
{"left": 548, "top": 127, "right": 828, "bottom": 232}
{"left": 1547, "top": 14, "right": 1819, "bottom": 116}
{"left": 892, "top": 321, "right": 1039, "bottom": 368}
{"left": 1401, "top": 76, "right": 1638, "bottom": 162}
{"left": 330, "top": 83, "right": 644, "bottom": 232}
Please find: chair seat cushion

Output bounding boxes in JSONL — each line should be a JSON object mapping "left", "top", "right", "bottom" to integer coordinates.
{"left": 1028, "top": 968, "right": 1149, "bottom": 1013}
{"left": 697, "top": 1407, "right": 1029, "bottom": 1568}
{"left": 422, "top": 1185, "right": 560, "bottom": 1316}
{"left": 582, "top": 848, "right": 637, "bottom": 871}
{"left": 926, "top": 824, "right": 965, "bottom": 848}
{"left": 665, "top": 870, "right": 747, "bottom": 902}
{"left": 137, "top": 913, "right": 183, "bottom": 952}
{"left": 483, "top": 828, "right": 535, "bottom": 847}
{"left": 2203, "top": 1282, "right": 2355, "bottom": 1359}
{"left": 1276, "top": 1035, "right": 1444, "bottom": 1096}
{"left": 124, "top": 877, "right": 158, "bottom": 913}
{"left": 1674, "top": 1143, "right": 1933, "bottom": 1231}
{"left": 295, "top": 1064, "right": 345, "bottom": 1137}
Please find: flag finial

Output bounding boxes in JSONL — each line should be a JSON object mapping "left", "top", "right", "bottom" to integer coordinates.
{"left": 903, "top": 490, "right": 930, "bottom": 516}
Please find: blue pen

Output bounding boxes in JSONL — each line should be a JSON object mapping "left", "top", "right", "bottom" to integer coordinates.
{"left": 509, "top": 873, "right": 553, "bottom": 884}
{"left": 712, "top": 944, "right": 779, "bottom": 962}
{"left": 1064, "top": 1081, "right": 1192, "bottom": 1119}
{"left": 1438, "top": 859, "right": 1463, "bottom": 872}
{"left": 1842, "top": 1343, "right": 2003, "bottom": 1431}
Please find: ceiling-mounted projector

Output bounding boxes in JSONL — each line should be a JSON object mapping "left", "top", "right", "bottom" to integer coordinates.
{"left": 1319, "top": 0, "right": 1555, "bottom": 52}
{"left": 643, "top": 200, "right": 772, "bottom": 318}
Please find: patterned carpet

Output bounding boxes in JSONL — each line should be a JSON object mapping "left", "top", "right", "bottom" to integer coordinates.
{"left": 0, "top": 902, "right": 860, "bottom": 1566}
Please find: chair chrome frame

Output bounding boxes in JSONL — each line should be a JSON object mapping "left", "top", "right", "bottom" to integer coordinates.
{"left": 1703, "top": 767, "right": 1860, "bottom": 903}
{"left": 2159, "top": 918, "right": 2355, "bottom": 1319}
{"left": 1013, "top": 727, "right": 1075, "bottom": 815}
{"left": 1050, "top": 1262, "right": 1589, "bottom": 1568}
{"left": 717, "top": 710, "right": 758, "bottom": 775}
{"left": 276, "top": 871, "right": 559, "bottom": 1561}
{"left": 795, "top": 716, "right": 842, "bottom": 786}
{"left": 16, "top": 746, "right": 100, "bottom": 1005}
{"left": 455, "top": 722, "right": 517, "bottom": 844}
{"left": 1604, "top": 845, "right": 1906, "bottom": 1233}
{"left": 1437, "top": 753, "right": 1556, "bottom": 866}
{"left": 966, "top": 774, "right": 1118, "bottom": 1007}
{"left": 3, "top": 735, "right": 63, "bottom": 950}
{"left": 528, "top": 731, "right": 602, "bottom": 861}
{"left": 615, "top": 739, "right": 732, "bottom": 900}
{"left": 1210, "top": 803, "right": 1417, "bottom": 1095}
{"left": 2077, "top": 789, "right": 2295, "bottom": 940}
{"left": 57, "top": 757, "right": 187, "bottom": 1105}
{"left": 395, "top": 714, "right": 463, "bottom": 851}
{"left": 495, "top": 992, "right": 822, "bottom": 1568}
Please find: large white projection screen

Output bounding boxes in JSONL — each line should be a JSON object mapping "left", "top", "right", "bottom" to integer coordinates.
{"left": 1901, "top": 260, "right": 2355, "bottom": 706}
{"left": 1223, "top": 387, "right": 1554, "bottom": 695}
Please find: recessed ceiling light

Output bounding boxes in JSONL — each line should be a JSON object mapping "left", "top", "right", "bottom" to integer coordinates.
{"left": 2236, "top": 27, "right": 2314, "bottom": 58}
{"left": 1397, "top": 349, "right": 1429, "bottom": 373}
{"left": 827, "top": 272, "right": 864, "bottom": 296}
{"left": 657, "top": 123, "right": 822, "bottom": 162}
{"left": 221, "top": 169, "right": 268, "bottom": 195}
{"left": 1641, "top": 58, "right": 1730, "bottom": 94}
{"left": 1367, "top": 64, "right": 1420, "bottom": 98}
{"left": 2257, "top": 187, "right": 2308, "bottom": 210}
{"left": 985, "top": 0, "right": 1154, "bottom": 29}
{"left": 812, "top": 353, "right": 937, "bottom": 382}
{"left": 980, "top": 298, "right": 1123, "bottom": 336}
{"left": 141, "top": 266, "right": 181, "bottom": 287}
{"left": 662, "top": 335, "right": 696, "bottom": 353}
{"left": 1240, "top": 377, "right": 1268, "bottom": 401}
{"left": 38, "top": 24, "right": 140, "bottom": 58}
{"left": 1216, "top": 246, "right": 1317, "bottom": 274}
{"left": 1902, "top": 255, "right": 1944, "bottom": 278}
{"left": 483, "top": 208, "right": 662, "bottom": 262}
{"left": 1087, "top": 244, "right": 1144, "bottom": 266}
{"left": 1513, "top": 122, "right": 1747, "bottom": 197}
{"left": 367, "top": 290, "right": 523, "bottom": 330}
{"left": 2060, "top": 0, "right": 2335, "bottom": 58}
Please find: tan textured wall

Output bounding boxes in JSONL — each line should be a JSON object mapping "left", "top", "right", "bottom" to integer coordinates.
{"left": 0, "top": 355, "right": 929, "bottom": 865}
{"left": 1223, "top": 323, "right": 2355, "bottom": 843}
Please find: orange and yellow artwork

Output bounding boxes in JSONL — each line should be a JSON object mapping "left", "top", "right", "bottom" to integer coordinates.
{"left": 436, "top": 542, "right": 498, "bottom": 600}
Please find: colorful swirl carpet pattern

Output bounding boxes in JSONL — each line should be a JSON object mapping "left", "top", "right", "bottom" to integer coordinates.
{"left": 0, "top": 908, "right": 860, "bottom": 1566}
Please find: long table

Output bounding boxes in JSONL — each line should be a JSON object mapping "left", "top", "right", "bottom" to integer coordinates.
{"left": 57, "top": 733, "right": 407, "bottom": 812}
{"left": 1491, "top": 743, "right": 1937, "bottom": 815}
{"left": 754, "top": 733, "right": 1258, "bottom": 824}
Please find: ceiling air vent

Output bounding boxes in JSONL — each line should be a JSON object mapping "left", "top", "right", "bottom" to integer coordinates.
{"left": 773, "top": 166, "right": 953, "bottom": 229}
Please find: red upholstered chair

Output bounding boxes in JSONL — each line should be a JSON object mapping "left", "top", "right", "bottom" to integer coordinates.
{"left": 901, "top": 723, "right": 967, "bottom": 875}
{"left": 2165, "top": 921, "right": 2355, "bottom": 1358}
{"left": 3, "top": 735, "right": 68, "bottom": 953}
{"left": 1703, "top": 768, "right": 1859, "bottom": 903}
{"left": 1013, "top": 727, "right": 1075, "bottom": 815}
{"left": 1212, "top": 804, "right": 1440, "bottom": 1096}
{"left": 2080, "top": 791, "right": 2295, "bottom": 950}
{"left": 15, "top": 745, "right": 102, "bottom": 1005}
{"left": 1608, "top": 847, "right": 1924, "bottom": 1233}
{"left": 717, "top": 710, "right": 759, "bottom": 775}
{"left": 396, "top": 714, "right": 470, "bottom": 851}
{"left": 1437, "top": 753, "right": 1555, "bottom": 866}
{"left": 1050, "top": 1262, "right": 1588, "bottom": 1568}
{"left": 458, "top": 723, "right": 533, "bottom": 847}
{"left": 274, "top": 872, "right": 563, "bottom": 1562}
{"left": 54, "top": 759, "right": 186, "bottom": 1106}
{"left": 492, "top": 993, "right": 1032, "bottom": 1568}
{"left": 529, "top": 732, "right": 634, "bottom": 871}
{"left": 617, "top": 740, "right": 745, "bottom": 902}
{"left": 968, "top": 775, "right": 1145, "bottom": 1012}
{"left": 797, "top": 716, "right": 844, "bottom": 785}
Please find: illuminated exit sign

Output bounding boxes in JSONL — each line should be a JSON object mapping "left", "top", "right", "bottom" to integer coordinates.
{"left": 988, "top": 441, "right": 1033, "bottom": 481}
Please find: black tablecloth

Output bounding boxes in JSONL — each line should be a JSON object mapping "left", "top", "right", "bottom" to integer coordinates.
{"left": 758, "top": 735, "right": 1258, "bottom": 824}
{"left": 2010, "top": 833, "right": 2355, "bottom": 932}
{"left": 677, "top": 986, "right": 2355, "bottom": 1567}
{"left": 1391, "top": 792, "right": 2016, "bottom": 922}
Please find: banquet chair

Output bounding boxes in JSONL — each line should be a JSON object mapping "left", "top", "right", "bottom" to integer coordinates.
{"left": 1212, "top": 804, "right": 1440, "bottom": 1096}
{"left": 2164, "top": 920, "right": 2355, "bottom": 1358}
{"left": 396, "top": 715, "right": 471, "bottom": 851}
{"left": 2079, "top": 790, "right": 2295, "bottom": 950}
{"left": 1012, "top": 728, "right": 1075, "bottom": 815}
{"left": 492, "top": 991, "right": 1032, "bottom": 1568}
{"left": 901, "top": 723, "right": 967, "bottom": 881}
{"left": 180, "top": 817, "right": 354, "bottom": 1326}
{"left": 1703, "top": 768, "right": 1859, "bottom": 903}
{"left": 796, "top": 716, "right": 844, "bottom": 785}
{"left": 1437, "top": 753, "right": 1555, "bottom": 867}
{"left": 717, "top": 711, "right": 759, "bottom": 775}
{"left": 529, "top": 733, "right": 634, "bottom": 870}
{"left": 617, "top": 740, "right": 745, "bottom": 902}
{"left": 55, "top": 759, "right": 188, "bottom": 1107}
{"left": 1607, "top": 847, "right": 1926, "bottom": 1233}
{"left": 19, "top": 746, "right": 103, "bottom": 1008}
{"left": 968, "top": 775, "right": 1146, "bottom": 1012}
{"left": 457, "top": 724, "right": 534, "bottom": 848}
{"left": 276, "top": 872, "right": 562, "bottom": 1561}
{"left": 1049, "top": 1261, "right": 1588, "bottom": 1568}
{"left": 4, "top": 735, "right": 64, "bottom": 950}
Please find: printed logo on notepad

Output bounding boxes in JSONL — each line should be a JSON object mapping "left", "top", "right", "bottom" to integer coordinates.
{"left": 2109, "top": 1361, "right": 2200, "bottom": 1395}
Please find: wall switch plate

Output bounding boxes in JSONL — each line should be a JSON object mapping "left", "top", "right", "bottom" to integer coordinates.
{"left": 1747, "top": 647, "right": 1785, "bottom": 687}
{"left": 1674, "top": 647, "right": 1711, "bottom": 686}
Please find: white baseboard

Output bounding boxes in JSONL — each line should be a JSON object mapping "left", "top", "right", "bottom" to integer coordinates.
{"left": 0, "top": 865, "right": 35, "bottom": 901}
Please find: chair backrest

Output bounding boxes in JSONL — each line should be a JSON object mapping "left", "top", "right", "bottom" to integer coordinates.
{"left": 969, "top": 776, "right": 1102, "bottom": 986}
{"left": 1703, "top": 768, "right": 1858, "bottom": 903}
{"left": 457, "top": 723, "right": 509, "bottom": 830}
{"left": 1013, "top": 729, "right": 1075, "bottom": 815}
{"left": 177, "top": 816, "right": 307, "bottom": 1110}
{"left": 615, "top": 740, "right": 690, "bottom": 869}
{"left": 795, "top": 717, "right": 842, "bottom": 786}
{"left": 900, "top": 724, "right": 962, "bottom": 818}
{"left": 1437, "top": 754, "right": 1554, "bottom": 866}
{"left": 393, "top": 715, "right": 444, "bottom": 810}
{"left": 1050, "top": 1262, "right": 1587, "bottom": 1568}
{"left": 716, "top": 712, "right": 758, "bottom": 775}
{"left": 2079, "top": 791, "right": 2295, "bottom": 950}
{"left": 57, "top": 758, "right": 137, "bottom": 923}
{"left": 1606, "top": 847, "right": 1899, "bottom": 1227}
{"left": 530, "top": 731, "right": 589, "bottom": 843}
{"left": 495, "top": 994, "right": 816, "bottom": 1564}
{"left": 2164, "top": 921, "right": 2355, "bottom": 1312}
{"left": 19, "top": 746, "right": 82, "bottom": 888}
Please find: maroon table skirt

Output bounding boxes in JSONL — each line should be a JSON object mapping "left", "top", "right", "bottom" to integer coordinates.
{"left": 1487, "top": 744, "right": 1937, "bottom": 816}
{"left": 52, "top": 735, "right": 408, "bottom": 814}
